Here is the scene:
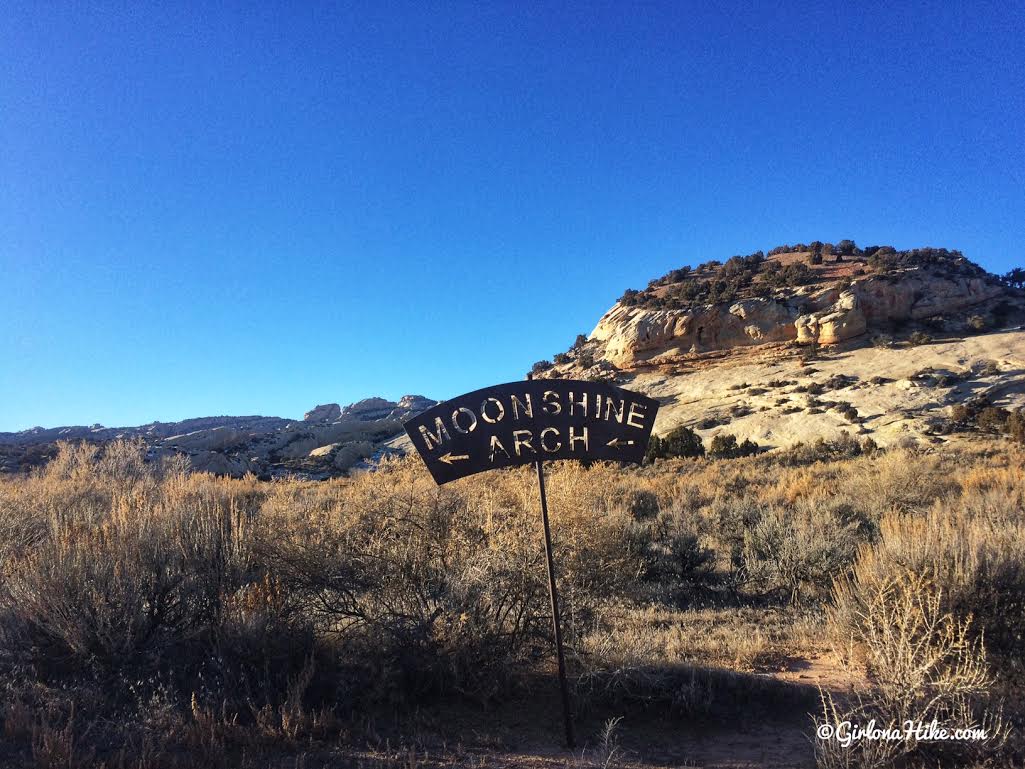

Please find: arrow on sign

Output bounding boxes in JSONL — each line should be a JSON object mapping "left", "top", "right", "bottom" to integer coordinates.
{"left": 438, "top": 452, "right": 470, "bottom": 464}
{"left": 606, "top": 438, "right": 635, "bottom": 449}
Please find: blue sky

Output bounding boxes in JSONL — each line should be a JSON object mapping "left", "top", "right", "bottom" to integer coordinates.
{"left": 2, "top": 2, "right": 1023, "bottom": 430}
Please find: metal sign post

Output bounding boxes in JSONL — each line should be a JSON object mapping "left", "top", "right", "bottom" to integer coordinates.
{"left": 403, "top": 377, "right": 658, "bottom": 749}
{"left": 534, "top": 455, "right": 575, "bottom": 748}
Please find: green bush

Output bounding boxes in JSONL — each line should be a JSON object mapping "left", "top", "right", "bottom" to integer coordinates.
{"left": 646, "top": 425, "right": 705, "bottom": 461}
{"left": 977, "top": 406, "right": 1009, "bottom": 433}
{"left": 1003, "top": 267, "right": 1025, "bottom": 288}
{"left": 626, "top": 489, "right": 660, "bottom": 519}
{"left": 635, "top": 514, "right": 715, "bottom": 600}
{"left": 948, "top": 400, "right": 1025, "bottom": 444}
{"left": 835, "top": 239, "right": 858, "bottom": 256}
{"left": 744, "top": 506, "right": 859, "bottom": 604}
{"left": 776, "top": 433, "right": 876, "bottom": 466}
{"left": 708, "top": 433, "right": 759, "bottom": 459}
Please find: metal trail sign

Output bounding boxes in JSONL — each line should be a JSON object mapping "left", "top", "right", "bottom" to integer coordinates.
{"left": 404, "top": 379, "right": 659, "bottom": 484}
{"left": 404, "top": 377, "right": 659, "bottom": 749}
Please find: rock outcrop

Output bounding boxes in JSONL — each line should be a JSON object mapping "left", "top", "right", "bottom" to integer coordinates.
{"left": 304, "top": 403, "right": 341, "bottom": 422}
{"left": 592, "top": 298, "right": 796, "bottom": 366}
{"left": 341, "top": 398, "right": 396, "bottom": 421}
{"left": 795, "top": 273, "right": 1003, "bottom": 346}
{"left": 392, "top": 395, "right": 436, "bottom": 418}
{"left": 339, "top": 395, "right": 439, "bottom": 422}
{"left": 591, "top": 271, "right": 1007, "bottom": 367}
{"left": 795, "top": 290, "right": 866, "bottom": 345}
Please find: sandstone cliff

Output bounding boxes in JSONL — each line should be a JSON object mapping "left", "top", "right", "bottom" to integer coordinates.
{"left": 589, "top": 250, "right": 1008, "bottom": 368}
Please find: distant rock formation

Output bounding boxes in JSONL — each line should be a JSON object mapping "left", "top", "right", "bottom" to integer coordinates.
{"left": 338, "top": 395, "right": 438, "bottom": 422}
{"left": 341, "top": 398, "right": 395, "bottom": 421}
{"left": 0, "top": 394, "right": 438, "bottom": 479}
{"left": 304, "top": 403, "right": 341, "bottom": 422}
{"left": 392, "top": 395, "right": 436, "bottom": 419}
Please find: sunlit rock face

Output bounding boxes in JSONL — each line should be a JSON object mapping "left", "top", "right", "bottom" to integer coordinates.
{"left": 592, "top": 271, "right": 1007, "bottom": 367}
{"left": 304, "top": 403, "right": 341, "bottom": 422}
{"left": 591, "top": 299, "right": 796, "bottom": 367}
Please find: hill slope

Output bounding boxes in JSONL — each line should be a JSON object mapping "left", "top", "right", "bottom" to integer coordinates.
{"left": 539, "top": 241, "right": 1025, "bottom": 450}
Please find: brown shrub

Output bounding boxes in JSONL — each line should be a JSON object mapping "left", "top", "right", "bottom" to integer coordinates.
{"left": 1, "top": 439, "right": 1024, "bottom": 765}
{"left": 832, "top": 504, "right": 1025, "bottom": 668}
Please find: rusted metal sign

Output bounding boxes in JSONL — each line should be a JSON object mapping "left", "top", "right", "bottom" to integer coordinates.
{"left": 403, "top": 379, "right": 659, "bottom": 485}
{"left": 404, "top": 376, "right": 658, "bottom": 749}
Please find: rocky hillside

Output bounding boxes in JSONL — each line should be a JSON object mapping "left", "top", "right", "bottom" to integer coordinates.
{"left": 592, "top": 245, "right": 1008, "bottom": 366}
{"left": 0, "top": 395, "right": 436, "bottom": 478}
{"left": 536, "top": 241, "right": 1025, "bottom": 450}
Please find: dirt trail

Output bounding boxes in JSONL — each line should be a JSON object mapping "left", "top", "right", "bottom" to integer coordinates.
{"left": 319, "top": 652, "right": 867, "bottom": 768}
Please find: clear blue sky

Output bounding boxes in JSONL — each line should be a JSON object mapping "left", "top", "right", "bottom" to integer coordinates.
{"left": 2, "top": 2, "right": 1023, "bottom": 430}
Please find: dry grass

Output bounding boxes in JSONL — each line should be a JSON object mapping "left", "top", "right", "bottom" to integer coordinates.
{"left": 0, "top": 440, "right": 1022, "bottom": 767}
